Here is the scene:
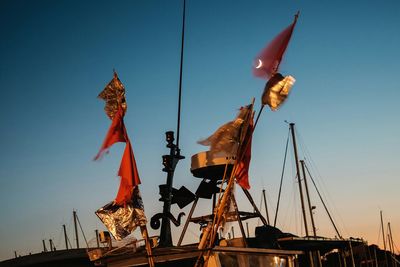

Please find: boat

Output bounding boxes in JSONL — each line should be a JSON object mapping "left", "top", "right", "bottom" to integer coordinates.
{"left": 83, "top": 3, "right": 371, "bottom": 267}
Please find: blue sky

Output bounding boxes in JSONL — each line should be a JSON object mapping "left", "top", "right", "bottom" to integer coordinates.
{"left": 0, "top": 0, "right": 399, "bottom": 260}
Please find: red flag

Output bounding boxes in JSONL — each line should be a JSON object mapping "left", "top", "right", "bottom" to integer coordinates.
{"left": 94, "top": 107, "right": 141, "bottom": 205}
{"left": 115, "top": 141, "right": 141, "bottom": 205}
{"left": 94, "top": 108, "right": 127, "bottom": 160}
{"left": 235, "top": 118, "right": 254, "bottom": 190}
{"left": 253, "top": 16, "right": 298, "bottom": 79}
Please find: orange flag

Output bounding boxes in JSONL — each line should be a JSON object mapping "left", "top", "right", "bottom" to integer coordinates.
{"left": 94, "top": 107, "right": 141, "bottom": 205}
{"left": 115, "top": 141, "right": 141, "bottom": 205}
{"left": 94, "top": 108, "right": 127, "bottom": 160}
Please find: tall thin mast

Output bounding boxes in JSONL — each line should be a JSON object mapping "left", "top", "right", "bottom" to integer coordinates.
{"left": 73, "top": 210, "right": 79, "bottom": 249}
{"left": 381, "top": 210, "right": 389, "bottom": 267}
{"left": 381, "top": 211, "right": 387, "bottom": 251}
{"left": 176, "top": 0, "right": 186, "bottom": 148}
{"left": 388, "top": 222, "right": 397, "bottom": 267}
{"left": 42, "top": 239, "right": 47, "bottom": 252}
{"left": 289, "top": 123, "right": 309, "bottom": 236}
{"left": 300, "top": 159, "right": 316, "bottom": 236}
{"left": 262, "top": 189, "right": 270, "bottom": 225}
{"left": 63, "top": 224, "right": 68, "bottom": 250}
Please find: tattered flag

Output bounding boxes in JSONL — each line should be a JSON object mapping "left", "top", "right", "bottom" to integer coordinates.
{"left": 253, "top": 15, "right": 298, "bottom": 79}
{"left": 198, "top": 105, "right": 252, "bottom": 155}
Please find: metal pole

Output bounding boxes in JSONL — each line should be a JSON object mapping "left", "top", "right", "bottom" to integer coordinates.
{"left": 42, "top": 239, "right": 47, "bottom": 252}
{"left": 316, "top": 250, "right": 322, "bottom": 267}
{"left": 300, "top": 160, "right": 317, "bottom": 236}
{"left": 176, "top": 0, "right": 186, "bottom": 148}
{"left": 381, "top": 211, "right": 388, "bottom": 267}
{"left": 262, "top": 189, "right": 270, "bottom": 225}
{"left": 388, "top": 222, "right": 397, "bottom": 267}
{"left": 308, "top": 251, "right": 315, "bottom": 267}
{"left": 177, "top": 196, "right": 199, "bottom": 246}
{"left": 73, "top": 210, "right": 79, "bottom": 249}
{"left": 49, "top": 239, "right": 53, "bottom": 252}
{"left": 242, "top": 188, "right": 268, "bottom": 225}
{"left": 349, "top": 241, "right": 356, "bottom": 267}
{"left": 388, "top": 233, "right": 393, "bottom": 266}
{"left": 246, "top": 222, "right": 250, "bottom": 238}
{"left": 289, "top": 123, "right": 309, "bottom": 236}
{"left": 231, "top": 193, "right": 247, "bottom": 247}
{"left": 63, "top": 224, "right": 68, "bottom": 250}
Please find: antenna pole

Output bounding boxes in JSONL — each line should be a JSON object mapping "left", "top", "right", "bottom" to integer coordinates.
{"left": 176, "top": 0, "right": 186, "bottom": 148}
{"left": 289, "top": 123, "right": 309, "bottom": 236}
{"left": 73, "top": 210, "right": 79, "bottom": 249}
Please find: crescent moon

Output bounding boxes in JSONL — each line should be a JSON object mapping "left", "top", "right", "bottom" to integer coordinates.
{"left": 255, "top": 59, "right": 263, "bottom": 69}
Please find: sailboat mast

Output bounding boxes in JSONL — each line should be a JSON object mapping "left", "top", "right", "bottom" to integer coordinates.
{"left": 289, "top": 123, "right": 309, "bottom": 236}
{"left": 388, "top": 222, "right": 397, "bottom": 266}
{"left": 381, "top": 211, "right": 387, "bottom": 251}
{"left": 63, "top": 224, "right": 68, "bottom": 250}
{"left": 73, "top": 210, "right": 79, "bottom": 249}
{"left": 380, "top": 210, "right": 389, "bottom": 267}
{"left": 262, "top": 189, "right": 270, "bottom": 225}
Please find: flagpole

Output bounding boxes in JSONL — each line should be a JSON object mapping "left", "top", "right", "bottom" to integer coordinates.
{"left": 140, "top": 225, "right": 155, "bottom": 267}
{"left": 196, "top": 100, "right": 255, "bottom": 266}
{"left": 253, "top": 11, "right": 299, "bottom": 133}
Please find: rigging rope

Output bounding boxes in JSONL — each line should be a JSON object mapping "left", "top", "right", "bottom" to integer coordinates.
{"left": 304, "top": 162, "right": 342, "bottom": 238}
{"left": 273, "top": 127, "right": 290, "bottom": 227}
{"left": 76, "top": 214, "right": 89, "bottom": 248}
{"left": 295, "top": 128, "right": 350, "bottom": 237}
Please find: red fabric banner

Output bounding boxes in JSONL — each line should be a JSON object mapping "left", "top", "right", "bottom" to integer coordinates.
{"left": 253, "top": 19, "right": 297, "bottom": 79}
{"left": 95, "top": 107, "right": 141, "bottom": 205}
{"left": 115, "top": 141, "right": 141, "bottom": 205}
{"left": 235, "top": 120, "right": 254, "bottom": 190}
{"left": 94, "top": 108, "right": 127, "bottom": 160}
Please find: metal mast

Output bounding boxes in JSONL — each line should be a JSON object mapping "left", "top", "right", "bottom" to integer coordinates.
{"left": 63, "top": 224, "right": 68, "bottom": 250}
{"left": 73, "top": 210, "right": 79, "bottom": 249}
{"left": 289, "top": 123, "right": 309, "bottom": 236}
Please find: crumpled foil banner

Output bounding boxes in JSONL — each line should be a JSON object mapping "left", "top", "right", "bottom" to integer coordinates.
{"left": 98, "top": 71, "right": 127, "bottom": 120}
{"left": 95, "top": 187, "right": 147, "bottom": 240}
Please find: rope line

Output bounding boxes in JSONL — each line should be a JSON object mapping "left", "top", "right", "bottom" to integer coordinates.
{"left": 273, "top": 127, "right": 290, "bottom": 227}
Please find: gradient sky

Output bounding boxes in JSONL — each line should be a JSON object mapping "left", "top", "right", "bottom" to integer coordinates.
{"left": 1, "top": 0, "right": 399, "bottom": 261}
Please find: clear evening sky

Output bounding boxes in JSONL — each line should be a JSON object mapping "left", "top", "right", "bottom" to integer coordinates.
{"left": 1, "top": 0, "right": 399, "bottom": 261}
